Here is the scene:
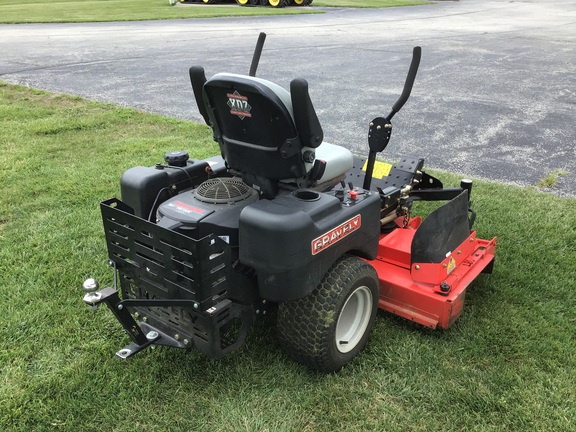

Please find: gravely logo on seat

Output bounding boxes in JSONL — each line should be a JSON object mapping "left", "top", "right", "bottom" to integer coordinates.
{"left": 311, "top": 215, "right": 362, "bottom": 255}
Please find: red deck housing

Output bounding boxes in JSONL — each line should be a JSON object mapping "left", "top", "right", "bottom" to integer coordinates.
{"left": 370, "top": 217, "right": 496, "bottom": 329}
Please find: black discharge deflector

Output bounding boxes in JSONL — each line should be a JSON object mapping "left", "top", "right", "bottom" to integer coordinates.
{"left": 411, "top": 190, "right": 471, "bottom": 264}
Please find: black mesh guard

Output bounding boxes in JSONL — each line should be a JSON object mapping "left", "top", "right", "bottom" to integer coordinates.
{"left": 100, "top": 198, "right": 230, "bottom": 309}
{"left": 99, "top": 198, "right": 256, "bottom": 358}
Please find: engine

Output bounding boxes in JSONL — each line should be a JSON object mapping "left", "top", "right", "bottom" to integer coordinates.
{"left": 156, "top": 177, "right": 259, "bottom": 247}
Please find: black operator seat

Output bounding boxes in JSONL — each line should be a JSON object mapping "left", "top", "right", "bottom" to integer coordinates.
{"left": 189, "top": 67, "right": 353, "bottom": 198}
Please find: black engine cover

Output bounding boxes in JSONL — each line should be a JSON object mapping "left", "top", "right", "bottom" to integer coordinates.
{"left": 156, "top": 184, "right": 258, "bottom": 247}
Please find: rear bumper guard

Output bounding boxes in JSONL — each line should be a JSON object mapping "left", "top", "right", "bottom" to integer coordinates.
{"left": 83, "top": 287, "right": 253, "bottom": 359}
{"left": 83, "top": 198, "right": 254, "bottom": 359}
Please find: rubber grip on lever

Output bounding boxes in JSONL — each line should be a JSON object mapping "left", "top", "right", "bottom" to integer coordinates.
{"left": 390, "top": 46, "right": 422, "bottom": 116}
{"left": 249, "top": 32, "right": 267, "bottom": 77}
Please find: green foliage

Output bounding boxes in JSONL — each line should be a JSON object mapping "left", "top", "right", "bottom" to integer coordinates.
{"left": 536, "top": 168, "right": 568, "bottom": 189}
{"left": 1, "top": 83, "right": 574, "bottom": 431}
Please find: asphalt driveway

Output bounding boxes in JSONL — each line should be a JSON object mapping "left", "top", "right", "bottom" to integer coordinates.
{"left": 1, "top": 0, "right": 575, "bottom": 195}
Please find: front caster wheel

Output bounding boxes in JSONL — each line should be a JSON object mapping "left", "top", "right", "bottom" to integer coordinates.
{"left": 277, "top": 255, "right": 379, "bottom": 373}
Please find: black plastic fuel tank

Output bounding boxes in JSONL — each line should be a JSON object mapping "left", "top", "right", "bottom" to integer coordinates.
{"left": 120, "top": 156, "right": 226, "bottom": 219}
{"left": 239, "top": 188, "right": 381, "bottom": 302}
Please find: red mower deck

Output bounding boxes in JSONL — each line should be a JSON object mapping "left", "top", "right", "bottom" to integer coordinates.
{"left": 372, "top": 217, "right": 496, "bottom": 329}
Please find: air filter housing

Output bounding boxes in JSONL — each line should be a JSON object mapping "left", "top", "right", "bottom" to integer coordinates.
{"left": 194, "top": 178, "right": 254, "bottom": 204}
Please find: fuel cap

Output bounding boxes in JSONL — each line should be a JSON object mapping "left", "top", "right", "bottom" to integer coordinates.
{"left": 164, "top": 150, "right": 189, "bottom": 167}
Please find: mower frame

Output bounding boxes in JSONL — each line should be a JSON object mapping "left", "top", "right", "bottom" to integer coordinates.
{"left": 82, "top": 33, "right": 496, "bottom": 372}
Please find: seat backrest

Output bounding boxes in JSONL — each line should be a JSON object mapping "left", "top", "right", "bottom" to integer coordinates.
{"left": 202, "top": 73, "right": 309, "bottom": 181}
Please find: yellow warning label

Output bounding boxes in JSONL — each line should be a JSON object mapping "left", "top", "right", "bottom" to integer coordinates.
{"left": 447, "top": 256, "right": 456, "bottom": 274}
{"left": 362, "top": 160, "right": 392, "bottom": 179}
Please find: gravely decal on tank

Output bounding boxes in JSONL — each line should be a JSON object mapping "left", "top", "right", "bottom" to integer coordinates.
{"left": 312, "top": 215, "right": 362, "bottom": 255}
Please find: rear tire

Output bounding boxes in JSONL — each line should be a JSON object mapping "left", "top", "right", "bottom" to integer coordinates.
{"left": 277, "top": 255, "right": 379, "bottom": 373}
{"left": 236, "top": 0, "right": 250, "bottom": 5}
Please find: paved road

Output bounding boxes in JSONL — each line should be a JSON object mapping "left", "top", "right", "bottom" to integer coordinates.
{"left": 1, "top": 0, "right": 575, "bottom": 195}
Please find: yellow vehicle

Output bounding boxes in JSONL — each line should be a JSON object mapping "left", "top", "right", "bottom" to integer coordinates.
{"left": 177, "top": 0, "right": 313, "bottom": 7}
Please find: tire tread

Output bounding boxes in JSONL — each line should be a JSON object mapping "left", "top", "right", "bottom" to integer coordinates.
{"left": 277, "top": 255, "right": 378, "bottom": 372}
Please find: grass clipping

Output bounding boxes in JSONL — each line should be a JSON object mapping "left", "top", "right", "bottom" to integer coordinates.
{"left": 1, "top": 82, "right": 575, "bottom": 431}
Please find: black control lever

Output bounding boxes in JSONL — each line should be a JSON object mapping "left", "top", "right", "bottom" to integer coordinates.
{"left": 249, "top": 32, "right": 267, "bottom": 77}
{"left": 388, "top": 46, "right": 421, "bottom": 121}
{"left": 363, "top": 47, "right": 422, "bottom": 190}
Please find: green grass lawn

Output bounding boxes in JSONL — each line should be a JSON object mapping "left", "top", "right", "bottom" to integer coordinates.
{"left": 1, "top": 83, "right": 574, "bottom": 431}
{"left": 0, "top": 0, "right": 428, "bottom": 24}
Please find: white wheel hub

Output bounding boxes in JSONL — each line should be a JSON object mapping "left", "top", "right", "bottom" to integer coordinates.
{"left": 335, "top": 285, "right": 373, "bottom": 354}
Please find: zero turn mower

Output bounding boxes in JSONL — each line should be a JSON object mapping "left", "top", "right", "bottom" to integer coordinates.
{"left": 82, "top": 33, "right": 496, "bottom": 373}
